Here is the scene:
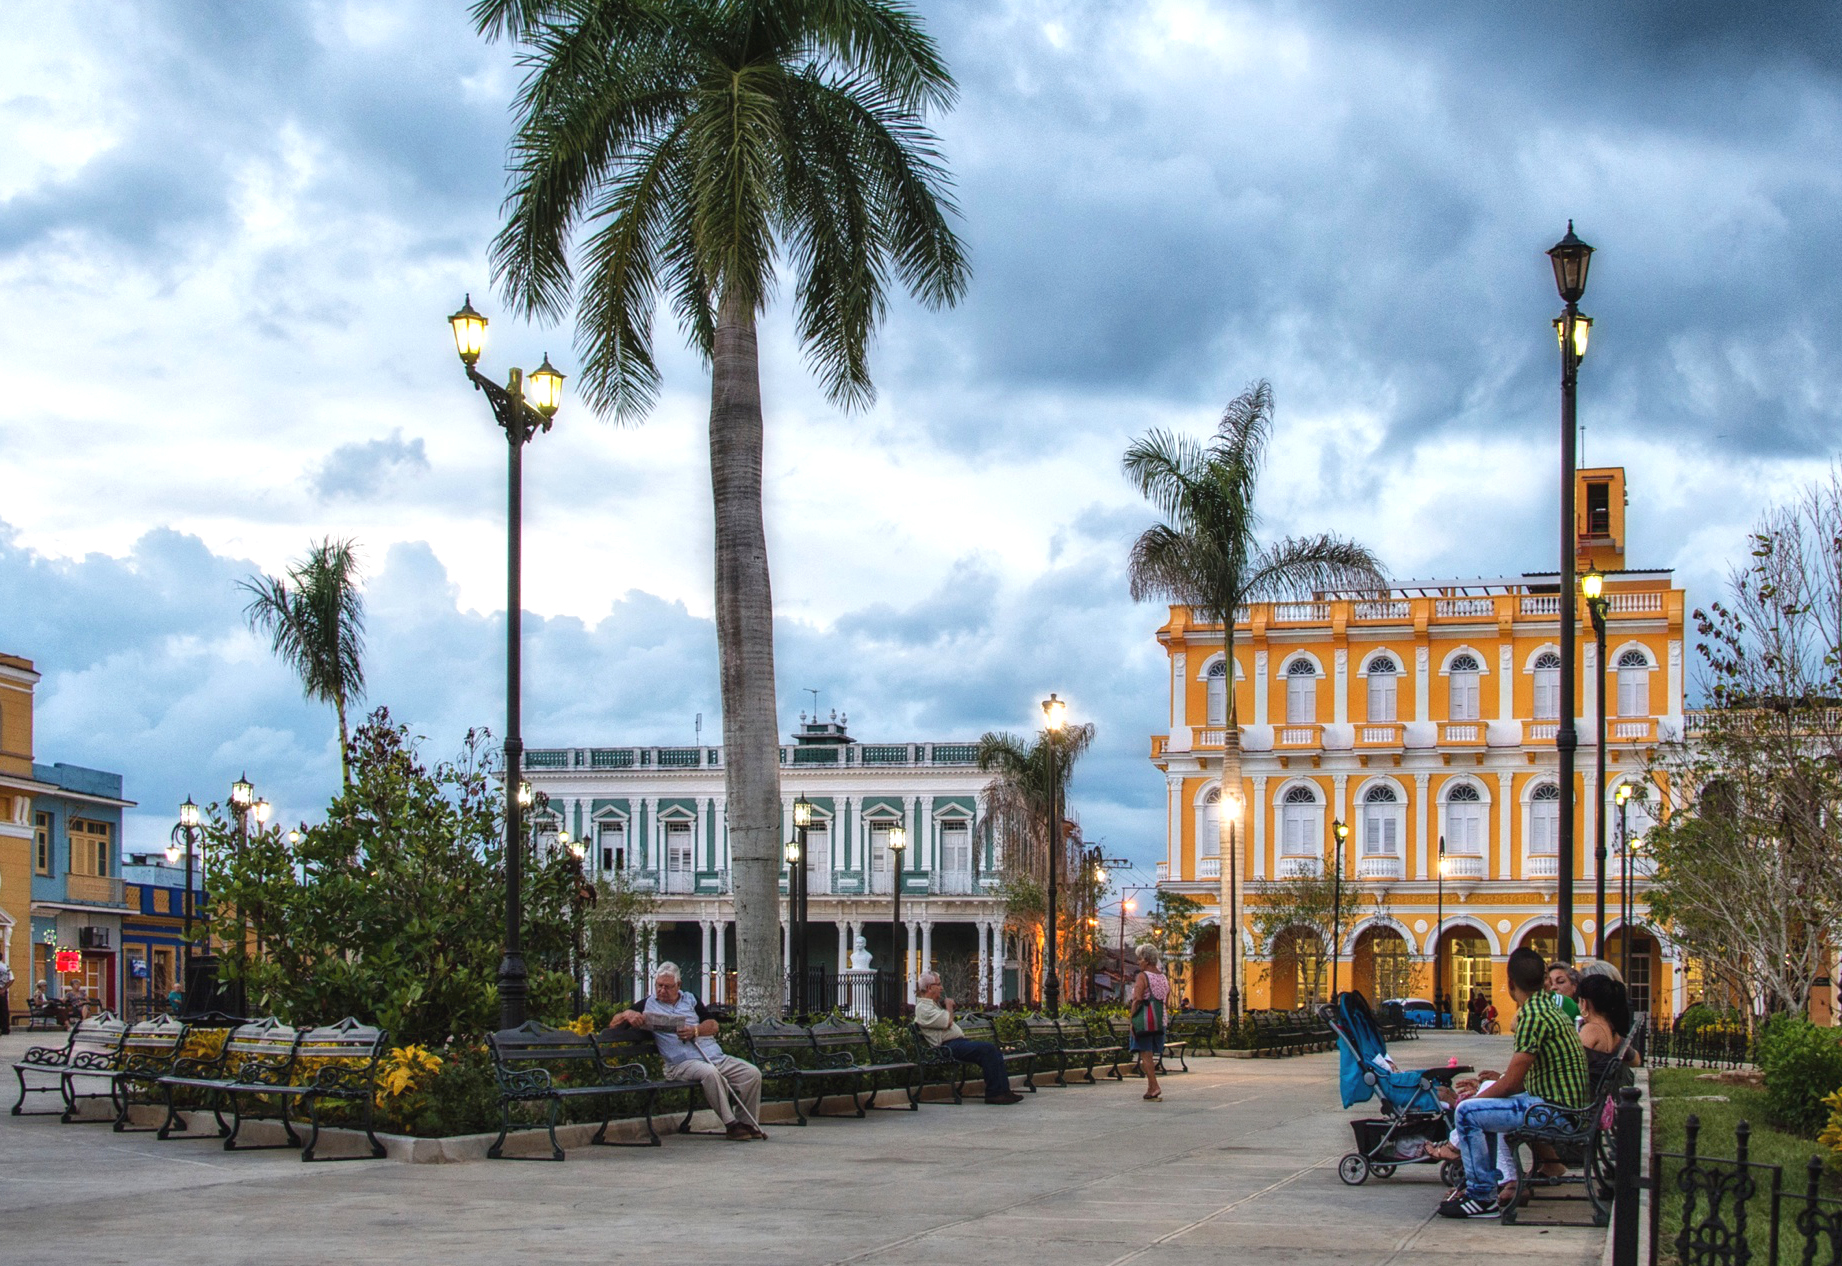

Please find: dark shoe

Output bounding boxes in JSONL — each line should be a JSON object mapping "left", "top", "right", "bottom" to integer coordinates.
{"left": 725, "top": 1122, "right": 754, "bottom": 1141}
{"left": 1437, "top": 1193, "right": 1501, "bottom": 1220}
{"left": 985, "top": 1092, "right": 1024, "bottom": 1105}
{"left": 748, "top": 1125, "right": 769, "bottom": 1140}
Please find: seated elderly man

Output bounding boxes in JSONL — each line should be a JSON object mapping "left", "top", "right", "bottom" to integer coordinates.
{"left": 912, "top": 973, "right": 1023, "bottom": 1105}
{"left": 614, "top": 963, "right": 766, "bottom": 1141}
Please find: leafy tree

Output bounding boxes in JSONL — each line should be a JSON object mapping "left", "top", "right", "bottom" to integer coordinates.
{"left": 474, "top": 0, "right": 968, "bottom": 1018}
{"left": 1647, "top": 472, "right": 1842, "bottom": 1015}
{"left": 1246, "top": 862, "right": 1341, "bottom": 1009}
{"left": 206, "top": 711, "right": 574, "bottom": 1046}
{"left": 1123, "top": 381, "right": 1385, "bottom": 1017}
{"left": 977, "top": 720, "right": 1095, "bottom": 1006}
{"left": 240, "top": 538, "right": 367, "bottom": 786}
{"left": 582, "top": 871, "right": 661, "bottom": 1006}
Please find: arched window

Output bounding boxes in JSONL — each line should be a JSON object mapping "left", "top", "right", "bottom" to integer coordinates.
{"left": 1362, "top": 784, "right": 1402, "bottom": 856}
{"left": 1198, "top": 787, "right": 1221, "bottom": 858}
{"left": 1445, "top": 781, "right": 1484, "bottom": 854}
{"left": 1617, "top": 649, "right": 1651, "bottom": 716}
{"left": 1280, "top": 784, "right": 1322, "bottom": 856}
{"left": 1205, "top": 659, "right": 1228, "bottom": 727}
{"left": 1285, "top": 657, "right": 1318, "bottom": 724}
{"left": 1448, "top": 652, "right": 1481, "bottom": 721}
{"left": 1529, "top": 783, "right": 1561, "bottom": 854}
{"left": 1366, "top": 655, "right": 1399, "bottom": 722}
{"left": 1533, "top": 650, "right": 1562, "bottom": 720}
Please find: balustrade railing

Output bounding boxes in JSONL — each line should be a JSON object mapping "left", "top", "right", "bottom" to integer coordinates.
{"left": 1198, "top": 857, "right": 1222, "bottom": 879}
{"left": 1357, "top": 855, "right": 1403, "bottom": 881}
{"left": 1437, "top": 598, "right": 1497, "bottom": 618}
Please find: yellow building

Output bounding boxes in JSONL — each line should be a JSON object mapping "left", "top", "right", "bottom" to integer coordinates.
{"left": 1, "top": 653, "right": 53, "bottom": 1019}
{"left": 1151, "top": 467, "right": 1685, "bottom": 1022}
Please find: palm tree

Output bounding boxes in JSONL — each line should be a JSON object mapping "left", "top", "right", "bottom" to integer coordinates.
{"left": 1123, "top": 381, "right": 1385, "bottom": 1012}
{"left": 474, "top": 0, "right": 968, "bottom": 1017}
{"left": 976, "top": 721, "right": 1094, "bottom": 1006}
{"left": 240, "top": 538, "right": 367, "bottom": 787}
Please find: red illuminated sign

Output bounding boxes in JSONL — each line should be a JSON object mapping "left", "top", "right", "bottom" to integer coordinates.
{"left": 54, "top": 949, "right": 81, "bottom": 974}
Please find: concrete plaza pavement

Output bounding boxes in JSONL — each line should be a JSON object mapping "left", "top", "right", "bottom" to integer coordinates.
{"left": 0, "top": 1029, "right": 1604, "bottom": 1265}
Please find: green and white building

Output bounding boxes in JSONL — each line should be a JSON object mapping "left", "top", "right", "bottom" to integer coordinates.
{"left": 522, "top": 714, "right": 1013, "bottom": 1005}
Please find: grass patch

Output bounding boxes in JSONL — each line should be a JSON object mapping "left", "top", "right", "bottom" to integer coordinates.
{"left": 1649, "top": 1068, "right": 1838, "bottom": 1265}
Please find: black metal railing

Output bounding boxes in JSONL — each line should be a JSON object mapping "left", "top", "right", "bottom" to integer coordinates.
{"left": 1647, "top": 1023, "right": 1757, "bottom": 1070}
{"left": 1609, "top": 1090, "right": 1842, "bottom": 1266}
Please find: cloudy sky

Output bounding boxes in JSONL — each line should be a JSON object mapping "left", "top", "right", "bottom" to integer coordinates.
{"left": 3, "top": 1, "right": 1839, "bottom": 867}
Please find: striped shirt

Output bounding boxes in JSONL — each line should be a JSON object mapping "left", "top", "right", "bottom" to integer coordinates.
{"left": 1515, "top": 990, "right": 1590, "bottom": 1108}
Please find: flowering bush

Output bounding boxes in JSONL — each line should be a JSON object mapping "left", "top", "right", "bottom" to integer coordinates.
{"left": 1818, "top": 1088, "right": 1842, "bottom": 1162}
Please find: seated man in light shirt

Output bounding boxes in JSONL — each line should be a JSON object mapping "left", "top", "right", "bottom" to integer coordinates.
{"left": 613, "top": 963, "right": 766, "bottom": 1141}
{"left": 912, "top": 973, "right": 1023, "bottom": 1105}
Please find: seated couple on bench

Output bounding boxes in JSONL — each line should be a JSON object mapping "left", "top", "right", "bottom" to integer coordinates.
{"left": 611, "top": 963, "right": 767, "bottom": 1142}
{"left": 912, "top": 973, "right": 1023, "bottom": 1105}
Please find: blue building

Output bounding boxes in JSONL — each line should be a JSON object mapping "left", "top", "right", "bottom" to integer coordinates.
{"left": 120, "top": 853, "right": 206, "bottom": 1016}
{"left": 30, "top": 763, "right": 135, "bottom": 1010}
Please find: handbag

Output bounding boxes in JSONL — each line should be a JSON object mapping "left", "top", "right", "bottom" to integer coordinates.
{"left": 1131, "top": 986, "right": 1166, "bottom": 1035}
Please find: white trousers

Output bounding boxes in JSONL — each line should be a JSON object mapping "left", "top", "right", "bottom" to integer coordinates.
{"left": 665, "top": 1056, "right": 763, "bottom": 1128}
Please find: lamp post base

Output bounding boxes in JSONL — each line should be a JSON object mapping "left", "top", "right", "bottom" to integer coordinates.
{"left": 1044, "top": 971, "right": 1062, "bottom": 1018}
{"left": 498, "top": 952, "right": 529, "bottom": 1032}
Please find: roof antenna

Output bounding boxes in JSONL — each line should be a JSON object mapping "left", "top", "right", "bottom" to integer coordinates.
{"left": 806, "top": 687, "right": 820, "bottom": 722}
{"left": 695, "top": 712, "right": 702, "bottom": 746}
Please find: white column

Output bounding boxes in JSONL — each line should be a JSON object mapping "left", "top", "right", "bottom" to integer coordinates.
{"left": 989, "top": 924, "right": 1004, "bottom": 1003}
{"left": 1414, "top": 772, "right": 1430, "bottom": 880}
{"left": 837, "top": 921, "right": 849, "bottom": 973}
{"left": 921, "top": 921, "right": 934, "bottom": 977}
{"left": 921, "top": 795, "right": 935, "bottom": 873}
{"left": 1254, "top": 649, "right": 1270, "bottom": 723}
{"left": 1171, "top": 652, "right": 1187, "bottom": 729}
{"left": 645, "top": 920, "right": 659, "bottom": 988}
{"left": 906, "top": 920, "right": 922, "bottom": 1001}
{"left": 1497, "top": 771, "right": 1515, "bottom": 880}
{"left": 716, "top": 799, "right": 728, "bottom": 874}
{"left": 1671, "top": 954, "right": 1687, "bottom": 1016}
{"left": 714, "top": 922, "right": 728, "bottom": 1003}
{"left": 1668, "top": 640, "right": 1684, "bottom": 714}
{"left": 1252, "top": 775, "right": 1268, "bottom": 879}
{"left": 1332, "top": 773, "right": 1349, "bottom": 851}
{"left": 1499, "top": 643, "right": 1514, "bottom": 719}
{"left": 976, "top": 923, "right": 990, "bottom": 1006}
{"left": 700, "top": 919, "right": 714, "bottom": 1000}
{"left": 1334, "top": 648, "right": 1349, "bottom": 724}
{"left": 903, "top": 798, "right": 917, "bottom": 876}
{"left": 1415, "top": 646, "right": 1430, "bottom": 721}
{"left": 1583, "top": 767, "right": 1600, "bottom": 886}
{"left": 1167, "top": 776, "right": 1181, "bottom": 875}
{"left": 1584, "top": 641, "right": 1600, "bottom": 732}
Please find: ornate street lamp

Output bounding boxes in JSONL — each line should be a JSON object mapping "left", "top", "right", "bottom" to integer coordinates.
{"left": 166, "top": 798, "right": 202, "bottom": 996}
{"left": 790, "top": 793, "right": 813, "bottom": 1014}
{"left": 1548, "top": 221, "right": 1595, "bottom": 966}
{"left": 888, "top": 825, "right": 907, "bottom": 1007}
{"left": 1041, "top": 693, "right": 1068, "bottom": 1017}
{"left": 1221, "top": 783, "right": 1246, "bottom": 1021}
{"left": 1329, "top": 819, "right": 1350, "bottom": 1003}
{"left": 448, "top": 295, "right": 567, "bottom": 1031}
{"left": 1583, "top": 568, "right": 1611, "bottom": 955}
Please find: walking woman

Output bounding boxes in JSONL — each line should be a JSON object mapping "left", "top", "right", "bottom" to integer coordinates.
{"left": 1130, "top": 944, "right": 1171, "bottom": 1101}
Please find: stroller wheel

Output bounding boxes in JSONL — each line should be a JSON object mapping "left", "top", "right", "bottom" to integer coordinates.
{"left": 1338, "top": 1154, "right": 1370, "bottom": 1185}
{"left": 1369, "top": 1164, "right": 1396, "bottom": 1179}
{"left": 1440, "top": 1158, "right": 1465, "bottom": 1189}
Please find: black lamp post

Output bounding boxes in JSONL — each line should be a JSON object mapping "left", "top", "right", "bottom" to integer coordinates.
{"left": 1617, "top": 785, "right": 1642, "bottom": 983}
{"left": 560, "top": 832, "right": 592, "bottom": 1016}
{"left": 1222, "top": 785, "right": 1245, "bottom": 1021}
{"left": 448, "top": 296, "right": 565, "bottom": 1032}
{"left": 1584, "top": 569, "right": 1611, "bottom": 956}
{"left": 1548, "top": 222, "right": 1595, "bottom": 966}
{"left": 790, "top": 794, "right": 812, "bottom": 1014}
{"left": 1434, "top": 834, "right": 1447, "bottom": 1024}
{"left": 889, "top": 826, "right": 907, "bottom": 1007}
{"left": 1041, "top": 693, "right": 1068, "bottom": 1017}
{"left": 1329, "top": 818, "right": 1349, "bottom": 1003}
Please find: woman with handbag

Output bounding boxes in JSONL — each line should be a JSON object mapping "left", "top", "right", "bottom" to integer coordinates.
{"left": 1129, "top": 944, "right": 1171, "bottom": 1101}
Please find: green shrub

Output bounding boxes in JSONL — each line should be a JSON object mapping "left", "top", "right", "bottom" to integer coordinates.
{"left": 1678, "top": 1002, "right": 1749, "bottom": 1038}
{"left": 1759, "top": 1015, "right": 1842, "bottom": 1135}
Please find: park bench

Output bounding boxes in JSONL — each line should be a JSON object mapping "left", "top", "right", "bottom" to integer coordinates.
{"left": 156, "top": 1017, "right": 305, "bottom": 1150}
{"left": 910, "top": 1012, "right": 1037, "bottom": 1103}
{"left": 276, "top": 1018, "right": 390, "bottom": 1161}
{"left": 809, "top": 1018, "right": 920, "bottom": 1113}
{"left": 487, "top": 1020, "right": 701, "bottom": 1160}
{"left": 1079, "top": 1016, "right": 1129, "bottom": 1079}
{"left": 11, "top": 1012, "right": 124, "bottom": 1117}
{"left": 744, "top": 1020, "right": 877, "bottom": 1126}
{"left": 1167, "top": 1009, "right": 1219, "bottom": 1056}
{"left": 1499, "top": 1017, "right": 1645, "bottom": 1227}
{"left": 1020, "top": 1015, "right": 1103, "bottom": 1086}
{"left": 67, "top": 1014, "right": 189, "bottom": 1129}
{"left": 1104, "top": 1014, "right": 1189, "bottom": 1074}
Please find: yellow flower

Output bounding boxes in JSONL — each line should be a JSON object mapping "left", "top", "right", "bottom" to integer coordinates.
{"left": 1819, "top": 1088, "right": 1842, "bottom": 1160}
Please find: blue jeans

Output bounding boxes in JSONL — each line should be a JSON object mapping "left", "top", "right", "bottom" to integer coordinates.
{"left": 1453, "top": 1092, "right": 1543, "bottom": 1199}
{"left": 941, "top": 1038, "right": 1012, "bottom": 1098}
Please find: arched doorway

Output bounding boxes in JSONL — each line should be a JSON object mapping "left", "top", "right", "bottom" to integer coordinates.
{"left": 1353, "top": 925, "right": 1412, "bottom": 1003}
{"left": 1447, "top": 932, "right": 1492, "bottom": 1026}
{"left": 1268, "top": 926, "right": 1327, "bottom": 1012}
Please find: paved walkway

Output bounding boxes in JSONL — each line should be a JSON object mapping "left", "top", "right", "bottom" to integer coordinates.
{"left": 0, "top": 1029, "right": 1603, "bottom": 1265}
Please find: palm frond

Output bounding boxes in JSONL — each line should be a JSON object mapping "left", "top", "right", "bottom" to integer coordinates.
{"left": 1243, "top": 534, "right": 1387, "bottom": 602}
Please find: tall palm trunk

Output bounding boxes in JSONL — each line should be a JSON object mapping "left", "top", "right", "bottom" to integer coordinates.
{"left": 710, "top": 289, "right": 784, "bottom": 1018}
{"left": 335, "top": 697, "right": 351, "bottom": 789}
{"left": 1220, "top": 622, "right": 1241, "bottom": 1016}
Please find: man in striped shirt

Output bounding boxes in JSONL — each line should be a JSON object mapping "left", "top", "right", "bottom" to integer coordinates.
{"left": 1438, "top": 947, "right": 1590, "bottom": 1219}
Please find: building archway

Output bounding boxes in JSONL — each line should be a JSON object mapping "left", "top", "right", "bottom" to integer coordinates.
{"left": 1352, "top": 923, "right": 1412, "bottom": 1003}
{"left": 1267, "top": 925, "right": 1327, "bottom": 1012}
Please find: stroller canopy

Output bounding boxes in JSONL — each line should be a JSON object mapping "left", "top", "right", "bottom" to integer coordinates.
{"left": 1324, "top": 991, "right": 1444, "bottom": 1114}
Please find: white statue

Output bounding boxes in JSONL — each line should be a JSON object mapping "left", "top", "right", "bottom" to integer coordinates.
{"left": 848, "top": 934, "right": 873, "bottom": 970}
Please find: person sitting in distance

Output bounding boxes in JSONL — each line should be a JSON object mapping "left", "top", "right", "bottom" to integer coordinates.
{"left": 913, "top": 973, "right": 1022, "bottom": 1104}
{"left": 613, "top": 963, "right": 766, "bottom": 1141}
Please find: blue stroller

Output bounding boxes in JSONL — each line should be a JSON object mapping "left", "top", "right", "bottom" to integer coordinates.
{"left": 1321, "top": 992, "right": 1469, "bottom": 1187}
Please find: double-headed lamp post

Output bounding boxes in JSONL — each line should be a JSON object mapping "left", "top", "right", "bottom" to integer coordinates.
{"left": 1584, "top": 568, "right": 1611, "bottom": 956}
{"left": 1041, "top": 693, "right": 1068, "bottom": 1017}
{"left": 1617, "top": 784, "right": 1643, "bottom": 982}
{"left": 165, "top": 797, "right": 201, "bottom": 977}
{"left": 1328, "top": 819, "right": 1350, "bottom": 1002}
{"left": 448, "top": 296, "right": 565, "bottom": 1032}
{"left": 888, "top": 825, "right": 907, "bottom": 1003}
{"left": 558, "top": 831, "right": 591, "bottom": 1016}
{"left": 1549, "top": 222, "right": 1595, "bottom": 967}
{"left": 790, "top": 794, "right": 813, "bottom": 1014}
{"left": 1221, "top": 784, "right": 1246, "bottom": 1020}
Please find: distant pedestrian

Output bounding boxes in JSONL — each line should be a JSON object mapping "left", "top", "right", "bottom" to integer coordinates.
{"left": 0, "top": 961, "right": 12, "bottom": 1035}
{"left": 1129, "top": 944, "right": 1171, "bottom": 1102}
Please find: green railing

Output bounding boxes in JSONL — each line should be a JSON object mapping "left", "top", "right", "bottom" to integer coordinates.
{"left": 524, "top": 750, "right": 571, "bottom": 769}
{"left": 931, "top": 744, "right": 978, "bottom": 764}
{"left": 589, "top": 749, "right": 635, "bottom": 768}
{"left": 861, "top": 745, "right": 909, "bottom": 764}
{"left": 656, "top": 748, "right": 701, "bottom": 768}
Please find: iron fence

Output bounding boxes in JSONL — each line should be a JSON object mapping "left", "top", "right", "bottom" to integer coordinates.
{"left": 1646, "top": 1023, "right": 1758, "bottom": 1070}
{"left": 1609, "top": 1091, "right": 1842, "bottom": 1266}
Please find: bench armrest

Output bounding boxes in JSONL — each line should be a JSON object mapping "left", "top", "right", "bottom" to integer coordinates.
{"left": 757, "top": 1053, "right": 801, "bottom": 1078}
{"left": 869, "top": 1045, "right": 911, "bottom": 1066}
{"left": 307, "top": 1063, "right": 376, "bottom": 1097}
{"left": 66, "top": 1050, "right": 119, "bottom": 1073}
{"left": 17, "top": 1046, "right": 70, "bottom": 1068}
{"left": 495, "top": 1065, "right": 554, "bottom": 1097}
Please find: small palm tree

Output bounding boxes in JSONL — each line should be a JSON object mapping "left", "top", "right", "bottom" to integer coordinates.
{"left": 475, "top": 0, "right": 968, "bottom": 1018}
{"left": 241, "top": 539, "right": 367, "bottom": 787}
{"left": 1123, "top": 380, "right": 1385, "bottom": 1010}
{"left": 976, "top": 721, "right": 1094, "bottom": 1007}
